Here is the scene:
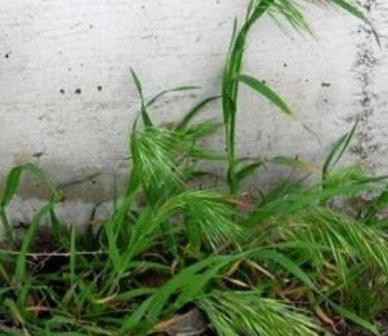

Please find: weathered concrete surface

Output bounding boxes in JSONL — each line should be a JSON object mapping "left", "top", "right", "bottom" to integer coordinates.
{"left": 0, "top": 0, "right": 387, "bottom": 224}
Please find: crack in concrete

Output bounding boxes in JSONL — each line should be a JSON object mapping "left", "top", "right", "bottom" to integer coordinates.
{"left": 351, "top": 0, "right": 379, "bottom": 161}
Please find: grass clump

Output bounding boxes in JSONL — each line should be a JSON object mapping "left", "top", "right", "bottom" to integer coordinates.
{"left": 199, "top": 291, "right": 321, "bottom": 336}
{"left": 0, "top": 0, "right": 387, "bottom": 335}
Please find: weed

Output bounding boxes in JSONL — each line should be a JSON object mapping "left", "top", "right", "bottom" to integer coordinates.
{"left": 0, "top": 1, "right": 387, "bottom": 335}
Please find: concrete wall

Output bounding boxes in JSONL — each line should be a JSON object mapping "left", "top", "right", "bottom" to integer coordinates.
{"left": 1, "top": 0, "right": 387, "bottom": 224}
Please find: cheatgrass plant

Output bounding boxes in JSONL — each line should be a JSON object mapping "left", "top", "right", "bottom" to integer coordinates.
{"left": 222, "top": 0, "right": 377, "bottom": 194}
{"left": 0, "top": 1, "right": 387, "bottom": 335}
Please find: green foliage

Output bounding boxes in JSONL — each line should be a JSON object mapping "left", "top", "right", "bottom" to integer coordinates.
{"left": 221, "top": 0, "right": 377, "bottom": 193}
{"left": 199, "top": 291, "right": 321, "bottom": 336}
{"left": 271, "top": 208, "right": 388, "bottom": 283}
{"left": 1, "top": 1, "right": 386, "bottom": 335}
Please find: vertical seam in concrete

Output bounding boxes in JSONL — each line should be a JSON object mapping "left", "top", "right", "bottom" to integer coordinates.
{"left": 352, "top": 0, "right": 379, "bottom": 162}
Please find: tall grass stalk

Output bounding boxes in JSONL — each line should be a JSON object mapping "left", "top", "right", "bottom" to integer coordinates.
{"left": 221, "top": 0, "right": 376, "bottom": 193}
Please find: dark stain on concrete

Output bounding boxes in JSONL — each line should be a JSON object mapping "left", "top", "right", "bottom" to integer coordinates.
{"left": 32, "top": 152, "right": 45, "bottom": 158}
{"left": 350, "top": 0, "right": 379, "bottom": 161}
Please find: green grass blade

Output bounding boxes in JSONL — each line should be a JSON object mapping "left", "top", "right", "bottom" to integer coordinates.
{"left": 271, "top": 156, "right": 315, "bottom": 173}
{"left": 200, "top": 291, "right": 321, "bottom": 336}
{"left": 0, "top": 167, "right": 22, "bottom": 209}
{"left": 247, "top": 178, "right": 386, "bottom": 224}
{"left": 146, "top": 86, "right": 200, "bottom": 108}
{"left": 1, "top": 163, "right": 56, "bottom": 208}
{"left": 235, "top": 161, "right": 263, "bottom": 185}
{"left": 239, "top": 74, "right": 294, "bottom": 116}
{"left": 145, "top": 257, "right": 229, "bottom": 322}
{"left": 15, "top": 202, "right": 53, "bottom": 285}
{"left": 130, "top": 68, "right": 153, "bottom": 127}
{"left": 70, "top": 224, "right": 76, "bottom": 288}
{"left": 248, "top": 0, "right": 276, "bottom": 26}
{"left": 180, "top": 120, "right": 222, "bottom": 141}
{"left": 49, "top": 207, "right": 69, "bottom": 247}
{"left": 120, "top": 296, "right": 154, "bottom": 333}
{"left": 252, "top": 249, "right": 317, "bottom": 290}
{"left": 175, "top": 96, "right": 221, "bottom": 131}
{"left": 331, "top": 0, "right": 365, "bottom": 19}
{"left": 322, "top": 121, "right": 357, "bottom": 181}
{"left": 186, "top": 147, "right": 226, "bottom": 161}
{"left": 1, "top": 163, "right": 57, "bottom": 247}
{"left": 331, "top": 0, "right": 380, "bottom": 46}
{"left": 333, "top": 303, "right": 379, "bottom": 335}
{"left": 120, "top": 255, "right": 224, "bottom": 333}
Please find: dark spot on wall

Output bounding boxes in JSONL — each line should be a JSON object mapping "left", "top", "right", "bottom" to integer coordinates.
{"left": 97, "top": 85, "right": 102, "bottom": 91}
{"left": 369, "top": 144, "right": 379, "bottom": 153}
{"left": 283, "top": 63, "right": 287, "bottom": 68}
{"left": 80, "top": 63, "right": 84, "bottom": 67}
{"left": 68, "top": 67, "right": 72, "bottom": 72}
{"left": 321, "top": 82, "right": 331, "bottom": 87}
{"left": 89, "top": 24, "right": 94, "bottom": 29}
{"left": 75, "top": 88, "right": 82, "bottom": 95}
{"left": 17, "top": 221, "right": 29, "bottom": 229}
{"left": 362, "top": 96, "right": 370, "bottom": 106}
{"left": 59, "top": 88, "right": 65, "bottom": 94}
{"left": 32, "top": 152, "right": 44, "bottom": 158}
{"left": 324, "top": 98, "right": 328, "bottom": 104}
{"left": 363, "top": 1, "right": 372, "bottom": 11}
{"left": 262, "top": 80, "right": 266, "bottom": 84}
{"left": 305, "top": 79, "right": 309, "bottom": 83}
{"left": 5, "top": 53, "right": 10, "bottom": 59}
